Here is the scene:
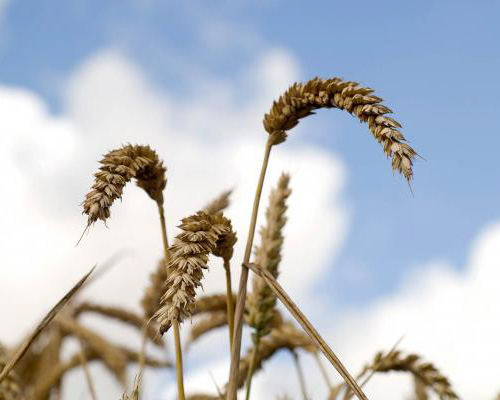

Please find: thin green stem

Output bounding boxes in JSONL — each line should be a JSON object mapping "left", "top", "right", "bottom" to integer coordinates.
{"left": 227, "top": 138, "right": 273, "bottom": 399}
{"left": 244, "top": 337, "right": 260, "bottom": 400}
{"left": 224, "top": 259, "right": 235, "bottom": 352}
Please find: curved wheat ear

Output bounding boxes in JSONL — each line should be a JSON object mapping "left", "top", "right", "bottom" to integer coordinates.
{"left": 192, "top": 294, "right": 236, "bottom": 316}
{"left": 234, "top": 323, "right": 316, "bottom": 390}
{"left": 353, "top": 350, "right": 458, "bottom": 400}
{"left": 247, "top": 173, "right": 290, "bottom": 341}
{"left": 72, "top": 301, "right": 163, "bottom": 347}
{"left": 82, "top": 144, "right": 167, "bottom": 227}
{"left": 186, "top": 312, "right": 229, "bottom": 348}
{"left": 204, "top": 189, "right": 232, "bottom": 216}
{"left": 155, "top": 211, "right": 228, "bottom": 334}
{"left": 141, "top": 258, "right": 169, "bottom": 320}
{"left": 264, "top": 77, "right": 416, "bottom": 181}
{"left": 210, "top": 212, "right": 237, "bottom": 263}
{"left": 0, "top": 344, "right": 24, "bottom": 400}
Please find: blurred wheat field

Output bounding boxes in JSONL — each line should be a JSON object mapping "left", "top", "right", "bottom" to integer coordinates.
{"left": 0, "top": 75, "right": 469, "bottom": 400}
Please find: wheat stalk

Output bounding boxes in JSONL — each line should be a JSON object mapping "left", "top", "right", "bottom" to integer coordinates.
{"left": 228, "top": 76, "right": 415, "bottom": 399}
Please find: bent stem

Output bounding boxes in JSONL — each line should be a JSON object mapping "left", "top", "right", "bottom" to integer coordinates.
{"left": 244, "top": 262, "right": 367, "bottom": 400}
{"left": 224, "top": 259, "right": 235, "bottom": 351}
{"left": 227, "top": 138, "right": 273, "bottom": 399}
{"left": 244, "top": 337, "right": 260, "bottom": 400}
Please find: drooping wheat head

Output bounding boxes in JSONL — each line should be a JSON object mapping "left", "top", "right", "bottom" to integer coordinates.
{"left": 82, "top": 144, "right": 167, "bottom": 227}
{"left": 0, "top": 343, "right": 24, "bottom": 400}
{"left": 155, "top": 211, "right": 228, "bottom": 334}
{"left": 360, "top": 350, "right": 458, "bottom": 399}
{"left": 263, "top": 78, "right": 417, "bottom": 181}
{"left": 247, "top": 173, "right": 291, "bottom": 342}
{"left": 192, "top": 294, "right": 236, "bottom": 316}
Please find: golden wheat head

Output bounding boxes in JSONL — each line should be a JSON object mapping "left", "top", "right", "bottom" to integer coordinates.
{"left": 264, "top": 77, "right": 417, "bottom": 181}
{"left": 82, "top": 144, "right": 167, "bottom": 226}
{"left": 155, "top": 211, "right": 228, "bottom": 334}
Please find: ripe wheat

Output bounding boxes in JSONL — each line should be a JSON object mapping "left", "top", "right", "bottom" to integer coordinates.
{"left": 82, "top": 144, "right": 167, "bottom": 226}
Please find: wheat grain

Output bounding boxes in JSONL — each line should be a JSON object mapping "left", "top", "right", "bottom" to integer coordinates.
{"left": 263, "top": 77, "right": 416, "bottom": 181}
{"left": 247, "top": 173, "right": 290, "bottom": 342}
{"left": 82, "top": 144, "right": 167, "bottom": 226}
{"left": 155, "top": 211, "right": 228, "bottom": 334}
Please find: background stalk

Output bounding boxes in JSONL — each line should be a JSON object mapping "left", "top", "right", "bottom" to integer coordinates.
{"left": 173, "top": 320, "right": 186, "bottom": 400}
{"left": 223, "top": 259, "right": 235, "bottom": 351}
{"left": 292, "top": 350, "right": 308, "bottom": 400}
{"left": 227, "top": 138, "right": 273, "bottom": 399}
{"left": 244, "top": 337, "right": 260, "bottom": 400}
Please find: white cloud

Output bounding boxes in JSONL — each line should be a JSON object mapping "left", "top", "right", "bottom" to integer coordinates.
{"left": 0, "top": 48, "right": 348, "bottom": 399}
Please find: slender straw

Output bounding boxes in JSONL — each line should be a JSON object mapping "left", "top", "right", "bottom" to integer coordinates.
{"left": 244, "top": 337, "right": 260, "bottom": 400}
{"left": 314, "top": 352, "right": 333, "bottom": 390}
{"left": 244, "top": 262, "right": 367, "bottom": 400}
{"left": 155, "top": 200, "right": 185, "bottom": 399}
{"left": 224, "top": 259, "right": 235, "bottom": 351}
{"left": 227, "top": 139, "right": 273, "bottom": 399}
{"left": 173, "top": 320, "right": 186, "bottom": 400}
{"left": 77, "top": 335, "right": 98, "bottom": 400}
{"left": 292, "top": 350, "right": 308, "bottom": 400}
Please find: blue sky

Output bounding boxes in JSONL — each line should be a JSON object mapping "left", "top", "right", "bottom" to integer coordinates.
{"left": 2, "top": 1, "right": 500, "bottom": 398}
{"left": 4, "top": 0, "right": 496, "bottom": 304}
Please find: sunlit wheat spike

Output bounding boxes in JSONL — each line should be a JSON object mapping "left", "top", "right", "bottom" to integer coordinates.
{"left": 82, "top": 144, "right": 167, "bottom": 226}
{"left": 263, "top": 77, "right": 417, "bottom": 181}
{"left": 363, "top": 350, "right": 458, "bottom": 399}
{"left": 204, "top": 189, "right": 232, "bottom": 216}
{"left": 155, "top": 211, "right": 229, "bottom": 334}
{"left": 247, "top": 173, "right": 291, "bottom": 340}
{"left": 141, "top": 258, "right": 169, "bottom": 320}
{"left": 0, "top": 344, "right": 24, "bottom": 400}
{"left": 234, "top": 323, "right": 316, "bottom": 390}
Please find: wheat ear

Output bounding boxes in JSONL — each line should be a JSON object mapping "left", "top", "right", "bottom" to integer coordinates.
{"left": 74, "top": 301, "right": 163, "bottom": 347}
{"left": 228, "top": 76, "right": 416, "bottom": 399}
{"left": 366, "top": 350, "right": 458, "bottom": 399}
{"left": 155, "top": 211, "right": 228, "bottom": 400}
{"left": 186, "top": 312, "right": 229, "bottom": 349}
{"left": 82, "top": 144, "right": 167, "bottom": 228}
{"left": 245, "top": 173, "right": 291, "bottom": 399}
{"left": 192, "top": 294, "right": 236, "bottom": 315}
{"left": 204, "top": 189, "right": 232, "bottom": 216}
{"left": 0, "top": 344, "right": 24, "bottom": 400}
